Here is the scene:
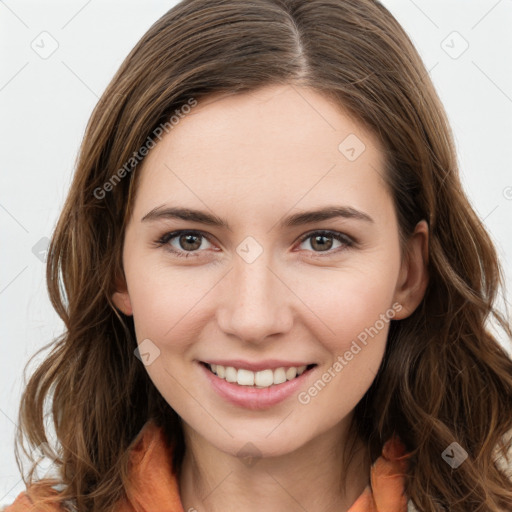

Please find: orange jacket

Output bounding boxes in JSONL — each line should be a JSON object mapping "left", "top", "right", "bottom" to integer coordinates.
{"left": 4, "top": 421, "right": 410, "bottom": 512}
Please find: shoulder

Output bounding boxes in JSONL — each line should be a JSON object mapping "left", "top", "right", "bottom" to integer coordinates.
{"left": 1, "top": 420, "right": 159, "bottom": 512}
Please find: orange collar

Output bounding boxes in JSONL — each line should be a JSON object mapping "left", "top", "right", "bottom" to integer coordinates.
{"left": 116, "top": 420, "right": 410, "bottom": 512}
{"left": 5, "top": 421, "right": 409, "bottom": 511}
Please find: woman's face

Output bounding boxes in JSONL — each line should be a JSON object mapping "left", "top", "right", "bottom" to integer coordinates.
{"left": 113, "top": 84, "right": 428, "bottom": 457}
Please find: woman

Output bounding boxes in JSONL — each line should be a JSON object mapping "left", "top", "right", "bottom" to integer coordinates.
{"left": 5, "top": 1, "right": 512, "bottom": 511}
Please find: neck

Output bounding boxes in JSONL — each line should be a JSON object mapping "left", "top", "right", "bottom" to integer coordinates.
{"left": 178, "top": 421, "right": 371, "bottom": 512}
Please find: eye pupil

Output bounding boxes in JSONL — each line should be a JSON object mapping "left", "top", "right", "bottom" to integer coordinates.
{"left": 180, "top": 233, "right": 201, "bottom": 251}
{"left": 311, "top": 234, "right": 333, "bottom": 252}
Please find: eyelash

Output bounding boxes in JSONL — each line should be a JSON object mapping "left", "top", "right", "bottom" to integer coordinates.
{"left": 154, "top": 229, "right": 355, "bottom": 259}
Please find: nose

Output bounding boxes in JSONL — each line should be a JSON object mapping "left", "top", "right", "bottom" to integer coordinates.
{"left": 216, "top": 252, "right": 294, "bottom": 344}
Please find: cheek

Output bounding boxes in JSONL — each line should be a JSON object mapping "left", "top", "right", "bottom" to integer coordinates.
{"left": 292, "top": 258, "right": 400, "bottom": 355}
{"left": 124, "top": 255, "right": 214, "bottom": 350}
{"left": 295, "top": 268, "right": 397, "bottom": 424}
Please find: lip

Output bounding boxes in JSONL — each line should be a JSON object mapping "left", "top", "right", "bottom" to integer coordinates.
{"left": 202, "top": 359, "right": 314, "bottom": 372}
{"left": 198, "top": 361, "right": 317, "bottom": 410}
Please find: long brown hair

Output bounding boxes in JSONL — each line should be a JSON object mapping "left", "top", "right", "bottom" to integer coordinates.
{"left": 15, "top": 1, "right": 512, "bottom": 510}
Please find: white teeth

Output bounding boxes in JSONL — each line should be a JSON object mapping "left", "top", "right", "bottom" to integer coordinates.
{"left": 225, "top": 366, "right": 237, "bottom": 383}
{"left": 254, "top": 369, "right": 273, "bottom": 387}
{"left": 285, "top": 367, "right": 297, "bottom": 380}
{"left": 237, "top": 368, "right": 255, "bottom": 386}
{"left": 207, "top": 363, "right": 312, "bottom": 388}
{"left": 273, "top": 367, "right": 287, "bottom": 384}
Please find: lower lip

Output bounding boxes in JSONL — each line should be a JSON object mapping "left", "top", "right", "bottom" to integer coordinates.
{"left": 199, "top": 362, "right": 315, "bottom": 410}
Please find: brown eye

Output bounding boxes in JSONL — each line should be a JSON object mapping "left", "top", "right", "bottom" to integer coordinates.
{"left": 178, "top": 233, "right": 203, "bottom": 251}
{"left": 298, "top": 231, "right": 354, "bottom": 255}
{"left": 309, "top": 234, "right": 334, "bottom": 251}
{"left": 156, "top": 230, "right": 214, "bottom": 258}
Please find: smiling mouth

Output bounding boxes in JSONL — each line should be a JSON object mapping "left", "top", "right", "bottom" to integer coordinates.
{"left": 200, "top": 362, "right": 317, "bottom": 388}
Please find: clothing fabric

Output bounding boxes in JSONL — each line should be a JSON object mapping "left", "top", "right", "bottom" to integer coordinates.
{"left": 4, "top": 420, "right": 412, "bottom": 512}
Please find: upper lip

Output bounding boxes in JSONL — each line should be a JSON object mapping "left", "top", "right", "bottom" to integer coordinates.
{"left": 201, "top": 359, "right": 315, "bottom": 372}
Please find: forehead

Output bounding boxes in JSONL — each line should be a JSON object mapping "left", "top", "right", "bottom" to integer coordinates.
{"left": 132, "top": 84, "right": 390, "bottom": 220}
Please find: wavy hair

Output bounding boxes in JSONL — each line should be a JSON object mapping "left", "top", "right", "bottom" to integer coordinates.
{"left": 14, "top": 1, "right": 512, "bottom": 510}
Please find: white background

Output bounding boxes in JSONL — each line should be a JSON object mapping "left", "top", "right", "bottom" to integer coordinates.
{"left": 1, "top": 0, "right": 511, "bottom": 504}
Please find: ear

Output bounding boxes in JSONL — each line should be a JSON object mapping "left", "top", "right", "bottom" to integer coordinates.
{"left": 392, "top": 220, "right": 429, "bottom": 320}
{"left": 111, "top": 275, "right": 133, "bottom": 316}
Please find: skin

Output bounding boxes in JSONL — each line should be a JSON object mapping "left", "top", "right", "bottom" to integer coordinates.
{"left": 112, "top": 84, "right": 429, "bottom": 512}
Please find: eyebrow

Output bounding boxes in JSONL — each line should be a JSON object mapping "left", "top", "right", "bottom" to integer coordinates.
{"left": 141, "top": 205, "right": 374, "bottom": 229}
